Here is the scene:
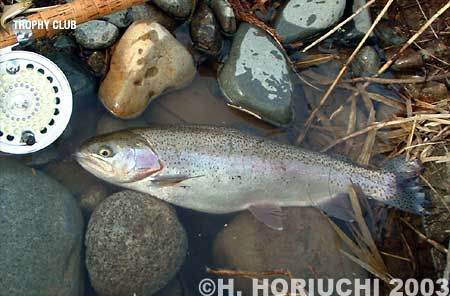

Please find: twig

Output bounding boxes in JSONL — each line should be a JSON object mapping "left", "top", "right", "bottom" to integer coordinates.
{"left": 379, "top": 251, "right": 411, "bottom": 262}
{"left": 400, "top": 218, "right": 448, "bottom": 254}
{"left": 319, "top": 0, "right": 450, "bottom": 148}
{"left": 321, "top": 114, "right": 450, "bottom": 152}
{"left": 296, "top": 0, "right": 396, "bottom": 144}
{"left": 406, "top": 120, "right": 416, "bottom": 160}
{"left": 375, "top": 1, "right": 450, "bottom": 77}
{"left": 414, "top": 0, "right": 439, "bottom": 40}
{"left": 419, "top": 174, "right": 450, "bottom": 213}
{"left": 207, "top": 267, "right": 293, "bottom": 278}
{"left": 207, "top": 267, "right": 304, "bottom": 296}
{"left": 400, "top": 232, "right": 416, "bottom": 271}
{"left": 348, "top": 72, "right": 450, "bottom": 84}
{"left": 302, "top": 0, "right": 376, "bottom": 52}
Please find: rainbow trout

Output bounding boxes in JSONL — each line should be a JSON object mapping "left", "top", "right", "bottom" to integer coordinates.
{"left": 76, "top": 126, "right": 425, "bottom": 230}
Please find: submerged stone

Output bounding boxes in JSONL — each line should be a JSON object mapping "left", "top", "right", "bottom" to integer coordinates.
{"left": 103, "top": 9, "right": 133, "bottom": 28}
{"left": 375, "top": 20, "right": 407, "bottom": 46}
{"left": 274, "top": 0, "right": 346, "bottom": 44}
{"left": 351, "top": 46, "right": 380, "bottom": 77}
{"left": 190, "top": 2, "right": 223, "bottom": 55}
{"left": 152, "top": 0, "right": 193, "bottom": 18}
{"left": 86, "top": 191, "right": 187, "bottom": 296}
{"left": 0, "top": 160, "right": 84, "bottom": 296}
{"left": 218, "top": 23, "right": 294, "bottom": 126}
{"left": 99, "top": 21, "right": 196, "bottom": 119}
{"left": 74, "top": 20, "right": 119, "bottom": 49}
{"left": 213, "top": 208, "right": 368, "bottom": 295}
{"left": 129, "top": 3, "right": 178, "bottom": 31}
{"left": 211, "top": 0, "right": 236, "bottom": 34}
{"left": 335, "top": 0, "right": 374, "bottom": 46}
{"left": 48, "top": 53, "right": 98, "bottom": 111}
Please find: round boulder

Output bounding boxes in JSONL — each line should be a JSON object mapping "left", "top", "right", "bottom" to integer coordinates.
{"left": 86, "top": 190, "right": 188, "bottom": 296}
{"left": 213, "top": 207, "right": 368, "bottom": 295}
{"left": 0, "top": 159, "right": 84, "bottom": 295}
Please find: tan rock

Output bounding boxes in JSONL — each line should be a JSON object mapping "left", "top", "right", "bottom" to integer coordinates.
{"left": 213, "top": 208, "right": 368, "bottom": 295}
{"left": 99, "top": 21, "right": 196, "bottom": 119}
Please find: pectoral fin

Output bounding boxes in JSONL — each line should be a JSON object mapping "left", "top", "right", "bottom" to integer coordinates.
{"left": 249, "top": 204, "right": 284, "bottom": 231}
{"left": 151, "top": 174, "right": 203, "bottom": 186}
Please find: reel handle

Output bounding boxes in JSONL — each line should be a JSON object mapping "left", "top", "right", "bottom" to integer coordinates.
{"left": 0, "top": 0, "right": 146, "bottom": 48}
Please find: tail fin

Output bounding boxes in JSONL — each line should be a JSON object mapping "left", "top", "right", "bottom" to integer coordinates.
{"left": 382, "top": 156, "right": 427, "bottom": 214}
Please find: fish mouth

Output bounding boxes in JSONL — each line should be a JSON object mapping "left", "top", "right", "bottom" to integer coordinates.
{"left": 74, "top": 151, "right": 94, "bottom": 165}
{"left": 74, "top": 151, "right": 114, "bottom": 175}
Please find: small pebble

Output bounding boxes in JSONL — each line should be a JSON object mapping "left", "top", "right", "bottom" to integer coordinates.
{"left": 74, "top": 20, "right": 119, "bottom": 49}
{"left": 351, "top": 46, "right": 380, "bottom": 77}
{"left": 86, "top": 51, "right": 108, "bottom": 77}
{"left": 211, "top": 0, "right": 236, "bottom": 34}
{"left": 190, "top": 2, "right": 223, "bottom": 55}
{"left": 152, "top": 0, "right": 193, "bottom": 18}
{"left": 103, "top": 9, "right": 133, "bottom": 28}
{"left": 386, "top": 48, "right": 424, "bottom": 71}
{"left": 129, "top": 3, "right": 178, "bottom": 31}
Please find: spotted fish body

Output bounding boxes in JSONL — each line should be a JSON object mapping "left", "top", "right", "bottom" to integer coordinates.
{"left": 76, "top": 126, "right": 425, "bottom": 229}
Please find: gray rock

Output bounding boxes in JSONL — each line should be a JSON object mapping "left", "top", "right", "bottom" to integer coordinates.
{"left": 78, "top": 184, "right": 109, "bottom": 217}
{"left": 129, "top": 3, "right": 178, "bottom": 31}
{"left": 190, "top": 2, "right": 223, "bottom": 55}
{"left": 60, "top": 123, "right": 73, "bottom": 139}
{"left": 386, "top": 48, "right": 424, "bottom": 71}
{"left": 352, "top": 0, "right": 373, "bottom": 38}
{"left": 375, "top": 20, "right": 407, "bottom": 46}
{"left": 351, "top": 46, "right": 380, "bottom": 77}
{"left": 335, "top": 0, "right": 373, "bottom": 45}
{"left": 213, "top": 207, "right": 368, "bottom": 295}
{"left": 86, "top": 51, "right": 108, "bottom": 77}
{"left": 274, "top": 0, "right": 346, "bottom": 44}
{"left": 211, "top": 0, "right": 236, "bottom": 34}
{"left": 103, "top": 9, "right": 133, "bottom": 28}
{"left": 254, "top": 6, "right": 277, "bottom": 23}
{"left": 52, "top": 35, "right": 77, "bottom": 53}
{"left": 152, "top": 0, "right": 193, "bottom": 18}
{"left": 154, "top": 278, "right": 183, "bottom": 296}
{"left": 74, "top": 20, "right": 119, "bottom": 49}
{"left": 218, "top": 23, "right": 294, "bottom": 126}
{"left": 86, "top": 191, "right": 188, "bottom": 296}
{"left": 0, "top": 159, "right": 84, "bottom": 296}
{"left": 48, "top": 53, "right": 98, "bottom": 111}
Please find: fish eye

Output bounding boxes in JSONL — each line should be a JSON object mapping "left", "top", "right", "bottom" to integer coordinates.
{"left": 98, "top": 147, "right": 113, "bottom": 158}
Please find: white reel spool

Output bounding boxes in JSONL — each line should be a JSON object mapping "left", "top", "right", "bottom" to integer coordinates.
{"left": 0, "top": 50, "right": 72, "bottom": 154}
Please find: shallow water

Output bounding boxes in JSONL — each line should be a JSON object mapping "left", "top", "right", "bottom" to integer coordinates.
{"left": 1, "top": 3, "right": 447, "bottom": 296}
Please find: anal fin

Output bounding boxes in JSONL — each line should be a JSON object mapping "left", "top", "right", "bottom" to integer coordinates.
{"left": 248, "top": 204, "right": 284, "bottom": 231}
{"left": 317, "top": 193, "right": 355, "bottom": 222}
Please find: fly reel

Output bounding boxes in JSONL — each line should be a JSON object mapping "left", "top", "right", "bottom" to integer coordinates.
{"left": 0, "top": 20, "right": 72, "bottom": 154}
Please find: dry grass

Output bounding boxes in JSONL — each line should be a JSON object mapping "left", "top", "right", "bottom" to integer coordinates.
{"left": 295, "top": 1, "right": 450, "bottom": 167}
{"left": 327, "top": 186, "right": 393, "bottom": 284}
